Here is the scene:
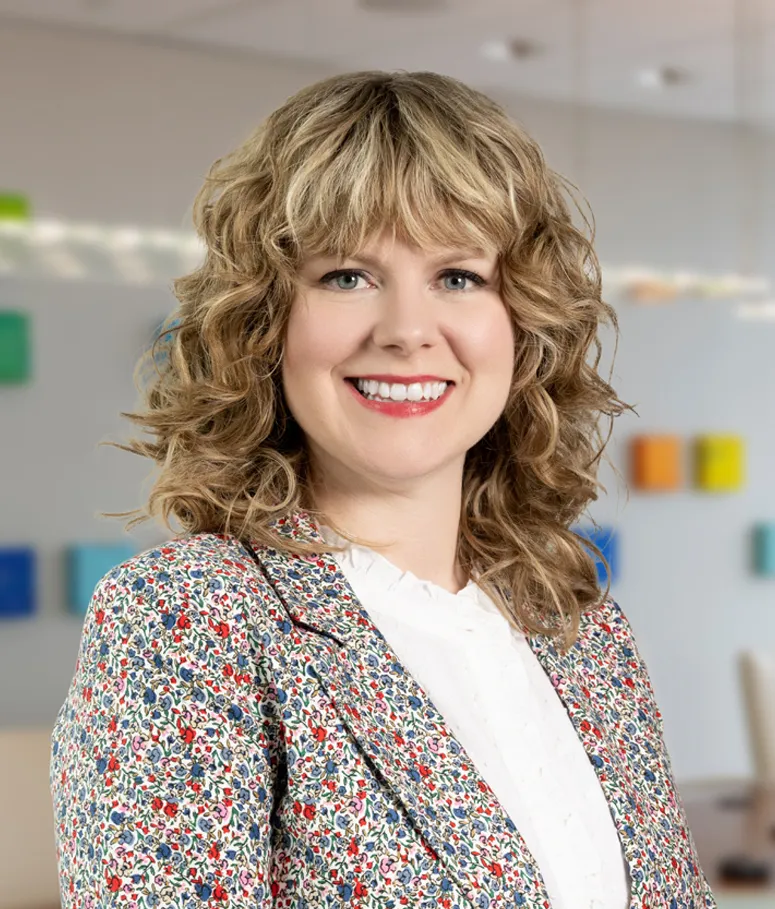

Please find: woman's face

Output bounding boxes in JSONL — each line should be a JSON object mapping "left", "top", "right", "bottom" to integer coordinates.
{"left": 282, "top": 231, "right": 515, "bottom": 496}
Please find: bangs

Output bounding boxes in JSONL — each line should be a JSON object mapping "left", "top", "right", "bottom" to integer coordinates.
{"left": 278, "top": 95, "right": 518, "bottom": 265}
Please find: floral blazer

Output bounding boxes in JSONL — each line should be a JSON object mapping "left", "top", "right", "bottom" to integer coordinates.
{"left": 51, "top": 511, "right": 715, "bottom": 908}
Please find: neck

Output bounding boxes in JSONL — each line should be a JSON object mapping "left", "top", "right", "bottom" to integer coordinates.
{"left": 311, "top": 465, "right": 467, "bottom": 595}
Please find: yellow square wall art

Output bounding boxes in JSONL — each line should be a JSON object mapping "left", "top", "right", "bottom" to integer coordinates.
{"left": 694, "top": 435, "right": 745, "bottom": 492}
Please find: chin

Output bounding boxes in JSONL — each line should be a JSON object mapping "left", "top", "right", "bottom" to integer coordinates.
{"left": 354, "top": 451, "right": 459, "bottom": 484}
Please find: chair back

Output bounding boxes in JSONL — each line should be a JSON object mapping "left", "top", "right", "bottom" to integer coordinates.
{"left": 739, "top": 650, "right": 775, "bottom": 781}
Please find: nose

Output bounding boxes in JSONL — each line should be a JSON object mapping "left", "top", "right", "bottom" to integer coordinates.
{"left": 370, "top": 283, "right": 442, "bottom": 355}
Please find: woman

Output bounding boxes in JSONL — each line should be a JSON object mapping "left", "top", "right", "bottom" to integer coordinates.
{"left": 50, "top": 71, "right": 715, "bottom": 908}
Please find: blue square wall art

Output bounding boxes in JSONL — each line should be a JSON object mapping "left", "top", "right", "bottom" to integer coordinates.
{"left": 0, "top": 547, "right": 36, "bottom": 617}
{"left": 574, "top": 526, "right": 619, "bottom": 586}
{"left": 66, "top": 543, "right": 136, "bottom": 616}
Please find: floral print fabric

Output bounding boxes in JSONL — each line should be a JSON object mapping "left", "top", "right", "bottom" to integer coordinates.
{"left": 50, "top": 511, "right": 716, "bottom": 908}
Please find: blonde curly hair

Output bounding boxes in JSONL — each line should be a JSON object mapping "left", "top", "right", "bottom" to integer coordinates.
{"left": 111, "top": 70, "right": 630, "bottom": 649}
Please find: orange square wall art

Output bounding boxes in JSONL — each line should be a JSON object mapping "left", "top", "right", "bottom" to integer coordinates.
{"left": 630, "top": 435, "right": 682, "bottom": 492}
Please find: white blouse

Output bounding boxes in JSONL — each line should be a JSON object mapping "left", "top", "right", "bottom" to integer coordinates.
{"left": 322, "top": 529, "right": 631, "bottom": 909}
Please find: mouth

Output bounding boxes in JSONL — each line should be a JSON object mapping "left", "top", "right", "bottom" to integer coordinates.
{"left": 345, "top": 377, "right": 454, "bottom": 403}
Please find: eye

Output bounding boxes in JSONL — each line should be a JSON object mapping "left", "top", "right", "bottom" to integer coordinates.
{"left": 439, "top": 269, "right": 488, "bottom": 291}
{"left": 319, "top": 269, "right": 371, "bottom": 291}
{"left": 317, "top": 267, "right": 488, "bottom": 292}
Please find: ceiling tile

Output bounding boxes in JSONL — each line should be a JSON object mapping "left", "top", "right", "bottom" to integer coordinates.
{"left": 0, "top": 0, "right": 773, "bottom": 125}
{"left": 0, "top": 0, "right": 266, "bottom": 31}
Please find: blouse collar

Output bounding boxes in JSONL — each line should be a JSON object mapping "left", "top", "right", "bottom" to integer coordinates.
{"left": 319, "top": 523, "right": 506, "bottom": 622}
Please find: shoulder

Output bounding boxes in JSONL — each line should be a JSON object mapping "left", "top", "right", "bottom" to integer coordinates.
{"left": 95, "top": 532, "right": 265, "bottom": 601}
{"left": 101, "top": 531, "right": 254, "bottom": 587}
{"left": 575, "top": 597, "right": 662, "bottom": 718}
{"left": 84, "top": 533, "right": 275, "bottom": 654}
{"left": 576, "top": 596, "right": 638, "bottom": 651}
{"left": 571, "top": 596, "right": 652, "bottom": 684}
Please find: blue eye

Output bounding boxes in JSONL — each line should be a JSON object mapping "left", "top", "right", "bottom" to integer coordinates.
{"left": 319, "top": 270, "right": 368, "bottom": 290}
{"left": 440, "top": 269, "right": 487, "bottom": 291}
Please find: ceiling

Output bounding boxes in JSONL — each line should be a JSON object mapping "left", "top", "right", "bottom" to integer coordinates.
{"left": 0, "top": 0, "right": 773, "bottom": 126}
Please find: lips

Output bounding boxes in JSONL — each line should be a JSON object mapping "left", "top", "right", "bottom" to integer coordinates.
{"left": 346, "top": 374, "right": 455, "bottom": 385}
{"left": 345, "top": 377, "right": 450, "bottom": 396}
{"left": 344, "top": 373, "right": 453, "bottom": 416}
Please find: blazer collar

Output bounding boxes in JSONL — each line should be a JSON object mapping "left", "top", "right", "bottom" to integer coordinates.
{"left": 245, "top": 510, "right": 652, "bottom": 907}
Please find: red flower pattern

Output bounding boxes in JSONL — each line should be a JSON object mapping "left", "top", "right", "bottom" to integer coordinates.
{"left": 50, "top": 513, "right": 716, "bottom": 908}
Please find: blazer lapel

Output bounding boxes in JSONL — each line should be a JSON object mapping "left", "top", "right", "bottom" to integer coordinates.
{"left": 246, "top": 511, "right": 651, "bottom": 908}
{"left": 527, "top": 632, "right": 653, "bottom": 905}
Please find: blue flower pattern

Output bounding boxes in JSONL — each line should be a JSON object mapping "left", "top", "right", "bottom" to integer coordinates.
{"left": 50, "top": 511, "right": 715, "bottom": 908}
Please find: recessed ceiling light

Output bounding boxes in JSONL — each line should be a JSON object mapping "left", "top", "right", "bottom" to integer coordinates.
{"left": 637, "top": 66, "right": 690, "bottom": 90}
{"left": 481, "top": 38, "right": 543, "bottom": 62}
{"left": 508, "top": 38, "right": 542, "bottom": 60}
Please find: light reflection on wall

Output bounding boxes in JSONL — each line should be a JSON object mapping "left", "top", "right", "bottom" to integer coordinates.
{"left": 0, "top": 217, "right": 773, "bottom": 321}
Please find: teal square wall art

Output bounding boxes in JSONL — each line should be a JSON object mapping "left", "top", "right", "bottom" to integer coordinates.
{"left": 66, "top": 543, "right": 136, "bottom": 616}
{"left": 0, "top": 311, "right": 31, "bottom": 383}
{"left": 753, "top": 524, "right": 775, "bottom": 577}
{"left": 0, "top": 547, "right": 36, "bottom": 618}
{"left": 574, "top": 526, "right": 619, "bottom": 586}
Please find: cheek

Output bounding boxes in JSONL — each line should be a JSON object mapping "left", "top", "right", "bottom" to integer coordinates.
{"left": 282, "top": 300, "right": 362, "bottom": 415}
{"left": 284, "top": 304, "right": 319, "bottom": 371}
{"left": 464, "top": 307, "right": 516, "bottom": 376}
{"left": 284, "top": 302, "right": 344, "bottom": 380}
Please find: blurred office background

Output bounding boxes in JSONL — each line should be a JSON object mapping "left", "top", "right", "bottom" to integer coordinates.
{"left": 0, "top": 1, "right": 774, "bottom": 906}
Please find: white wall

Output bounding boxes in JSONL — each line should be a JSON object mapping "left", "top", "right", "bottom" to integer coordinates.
{"left": 1, "top": 19, "right": 774, "bottom": 783}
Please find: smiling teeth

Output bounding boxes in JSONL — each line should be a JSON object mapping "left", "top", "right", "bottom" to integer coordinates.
{"left": 354, "top": 379, "right": 448, "bottom": 402}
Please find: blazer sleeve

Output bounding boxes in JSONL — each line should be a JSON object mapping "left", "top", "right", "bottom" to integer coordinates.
{"left": 50, "top": 559, "right": 282, "bottom": 907}
{"left": 608, "top": 601, "right": 717, "bottom": 909}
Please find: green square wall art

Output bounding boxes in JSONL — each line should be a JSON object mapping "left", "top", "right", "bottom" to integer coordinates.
{"left": 0, "top": 311, "right": 31, "bottom": 383}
